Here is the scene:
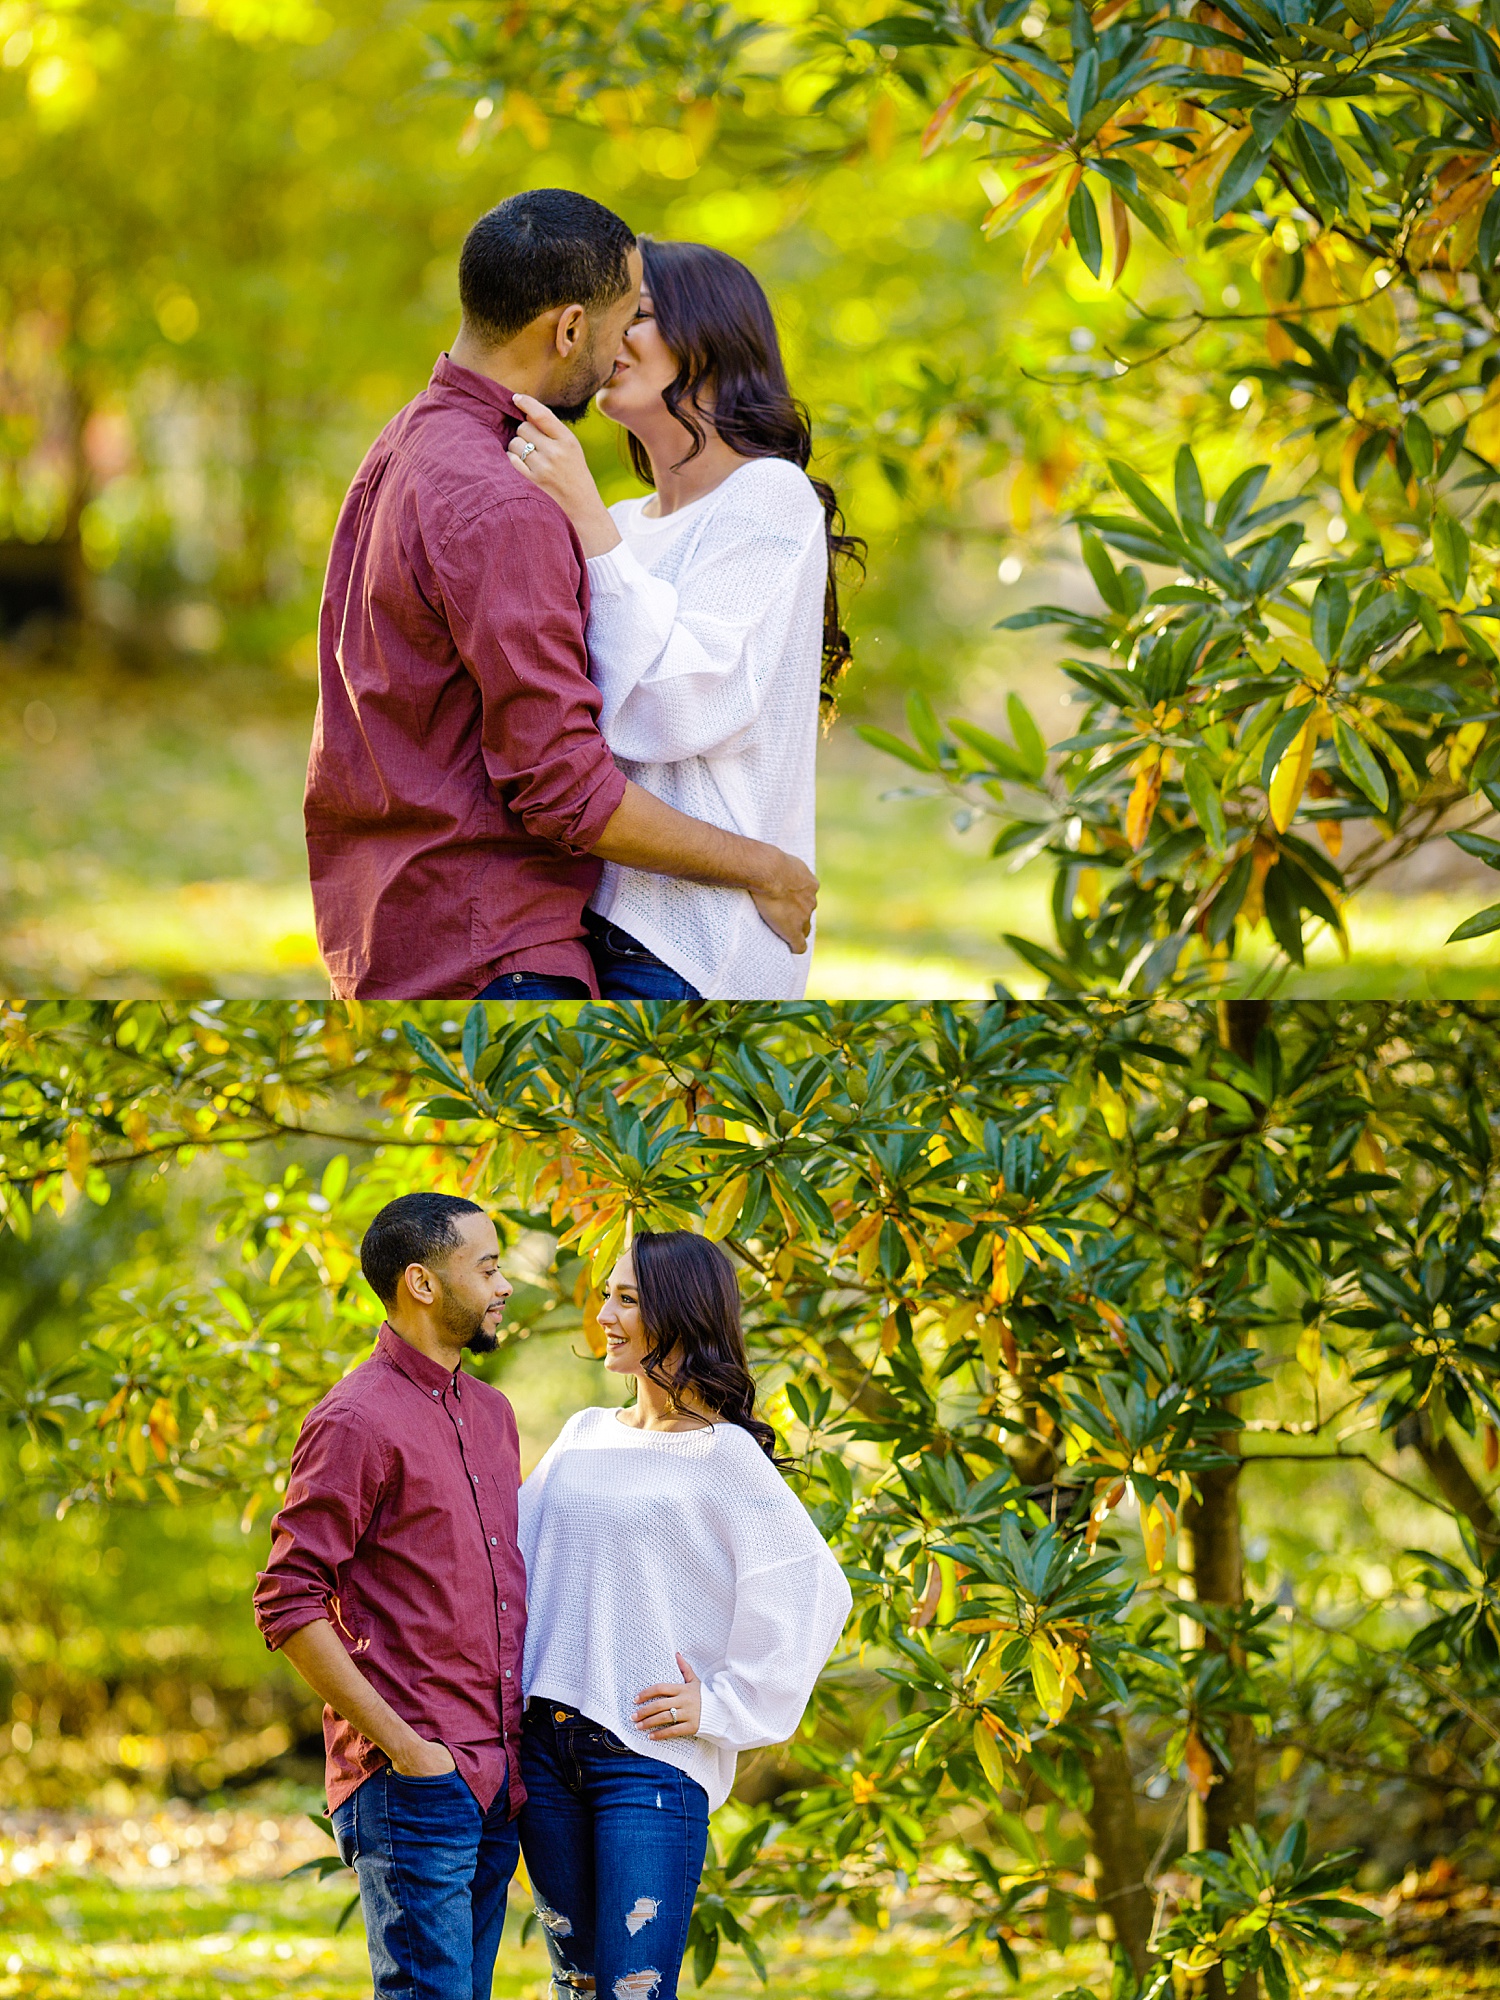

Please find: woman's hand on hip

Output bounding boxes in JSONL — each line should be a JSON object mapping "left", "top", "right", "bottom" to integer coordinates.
{"left": 508, "top": 395, "right": 622, "bottom": 558}
{"left": 634, "top": 1653, "right": 702, "bottom": 1740}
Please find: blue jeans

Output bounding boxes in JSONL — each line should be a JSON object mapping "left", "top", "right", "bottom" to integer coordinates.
{"left": 519, "top": 1700, "right": 709, "bottom": 2000}
{"left": 585, "top": 915, "right": 703, "bottom": 1001}
{"left": 478, "top": 971, "right": 591, "bottom": 1000}
{"left": 331, "top": 1766, "right": 519, "bottom": 2000}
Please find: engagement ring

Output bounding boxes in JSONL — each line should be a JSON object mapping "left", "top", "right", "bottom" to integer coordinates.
{"left": 670, "top": 1707, "right": 679, "bottom": 1723}
{"left": 517, "top": 441, "right": 536, "bottom": 460}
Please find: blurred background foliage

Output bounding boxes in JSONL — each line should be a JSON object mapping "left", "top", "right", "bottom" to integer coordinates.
{"left": 3, "top": 0, "right": 1496, "bottom": 995}
{"left": 5, "top": 997, "right": 1500, "bottom": 1997}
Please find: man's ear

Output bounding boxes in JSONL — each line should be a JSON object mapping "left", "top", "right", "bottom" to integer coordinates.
{"left": 402, "top": 1261, "right": 438, "bottom": 1307}
{"left": 554, "top": 303, "right": 588, "bottom": 356}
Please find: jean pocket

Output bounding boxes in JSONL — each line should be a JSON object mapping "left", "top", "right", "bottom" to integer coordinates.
{"left": 592, "top": 1728, "right": 636, "bottom": 1757}
{"left": 331, "top": 1802, "right": 359, "bottom": 1868}
{"left": 387, "top": 1765, "right": 462, "bottom": 1784}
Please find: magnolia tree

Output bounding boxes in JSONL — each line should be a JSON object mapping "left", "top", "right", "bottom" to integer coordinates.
{"left": 4, "top": 998, "right": 1500, "bottom": 1996}
{"left": 836, "top": 0, "right": 1500, "bottom": 986}
{"left": 437, "top": 0, "right": 1500, "bottom": 988}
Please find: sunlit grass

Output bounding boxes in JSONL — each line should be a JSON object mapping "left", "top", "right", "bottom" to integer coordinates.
{"left": 1, "top": 654, "right": 1494, "bottom": 998}
{"left": 4, "top": 1869, "right": 1500, "bottom": 2000}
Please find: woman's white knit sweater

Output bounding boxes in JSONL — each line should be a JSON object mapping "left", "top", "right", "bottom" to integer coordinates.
{"left": 584, "top": 456, "right": 826, "bottom": 1001}
{"left": 516, "top": 1406, "right": 851, "bottom": 1811}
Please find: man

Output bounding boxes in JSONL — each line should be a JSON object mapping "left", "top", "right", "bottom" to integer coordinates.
{"left": 252, "top": 1194, "right": 524, "bottom": 2000}
{"left": 305, "top": 186, "right": 817, "bottom": 998}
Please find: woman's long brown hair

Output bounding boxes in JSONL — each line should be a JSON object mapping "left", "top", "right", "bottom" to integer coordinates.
{"left": 627, "top": 237, "right": 865, "bottom": 717}
{"left": 629, "top": 1228, "right": 781, "bottom": 1462}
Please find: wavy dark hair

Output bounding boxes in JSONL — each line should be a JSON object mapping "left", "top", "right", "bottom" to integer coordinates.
{"left": 628, "top": 1228, "right": 781, "bottom": 1462}
{"left": 628, "top": 237, "right": 865, "bottom": 716}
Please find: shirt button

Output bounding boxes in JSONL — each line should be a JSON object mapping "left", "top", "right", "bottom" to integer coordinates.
{"left": 490, "top": 1537, "right": 497, "bottom": 1546}
{"left": 501, "top": 1601, "right": 507, "bottom": 1611}
{"left": 472, "top": 1475, "right": 479, "bottom": 1484}
{"left": 457, "top": 1418, "right": 463, "bottom": 1427}
{"left": 505, "top": 1669, "right": 512, "bottom": 1678}
{"left": 432, "top": 1390, "right": 439, "bottom": 1399}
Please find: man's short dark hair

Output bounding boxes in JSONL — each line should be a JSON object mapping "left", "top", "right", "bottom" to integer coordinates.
{"left": 458, "top": 188, "right": 636, "bottom": 346}
{"left": 360, "top": 1193, "right": 486, "bottom": 1305}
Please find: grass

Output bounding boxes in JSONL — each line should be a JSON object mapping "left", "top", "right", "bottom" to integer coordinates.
{"left": 4, "top": 1870, "right": 1500, "bottom": 2000}
{"left": 1, "top": 651, "right": 1495, "bottom": 998}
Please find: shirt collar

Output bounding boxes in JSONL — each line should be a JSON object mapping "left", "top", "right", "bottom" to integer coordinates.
{"left": 429, "top": 352, "right": 523, "bottom": 433}
{"left": 377, "top": 1321, "right": 461, "bottom": 1399}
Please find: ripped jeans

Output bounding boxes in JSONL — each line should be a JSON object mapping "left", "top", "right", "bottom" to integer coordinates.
{"left": 519, "top": 1699, "right": 709, "bottom": 2000}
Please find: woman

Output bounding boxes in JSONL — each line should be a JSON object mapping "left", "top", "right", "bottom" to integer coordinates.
{"left": 507, "top": 238, "right": 862, "bottom": 1001}
{"left": 514, "top": 1230, "right": 851, "bottom": 2000}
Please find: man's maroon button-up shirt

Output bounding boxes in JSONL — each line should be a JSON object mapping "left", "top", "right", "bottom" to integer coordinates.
{"left": 304, "top": 354, "right": 629, "bottom": 999}
{"left": 252, "top": 1322, "right": 527, "bottom": 1816}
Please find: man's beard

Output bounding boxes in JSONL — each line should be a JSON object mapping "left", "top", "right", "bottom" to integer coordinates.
{"left": 546, "top": 333, "right": 613, "bottom": 425}
{"left": 436, "top": 1286, "right": 501, "bottom": 1355}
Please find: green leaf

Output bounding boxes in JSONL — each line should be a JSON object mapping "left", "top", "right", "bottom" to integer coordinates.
{"left": 906, "top": 690, "right": 947, "bottom": 764}
{"left": 1214, "top": 138, "right": 1272, "bottom": 220}
{"left": 1174, "top": 446, "right": 1205, "bottom": 527}
{"left": 1067, "top": 47, "right": 1099, "bottom": 129}
{"left": 949, "top": 719, "right": 1031, "bottom": 783}
{"left": 1333, "top": 717, "right": 1390, "bottom": 813}
{"left": 1078, "top": 525, "right": 1127, "bottom": 613}
{"left": 856, "top": 725, "right": 937, "bottom": 773}
{"left": 1449, "top": 901, "right": 1500, "bottom": 942}
{"left": 1006, "top": 692, "right": 1048, "bottom": 780}
{"left": 1449, "top": 830, "right": 1500, "bottom": 869}
{"left": 1068, "top": 179, "right": 1102, "bottom": 277}
{"left": 462, "top": 1003, "right": 488, "bottom": 1082}
{"left": 1404, "top": 414, "right": 1435, "bottom": 479}
{"left": 1433, "top": 510, "right": 1471, "bottom": 601}
{"left": 1263, "top": 860, "right": 1306, "bottom": 965}
{"left": 1106, "top": 461, "right": 1180, "bottom": 541}
{"left": 1181, "top": 756, "right": 1228, "bottom": 853}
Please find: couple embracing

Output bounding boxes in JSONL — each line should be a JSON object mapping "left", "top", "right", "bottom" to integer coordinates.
{"left": 305, "top": 186, "right": 859, "bottom": 1002}
{"left": 252, "top": 1193, "right": 850, "bottom": 2000}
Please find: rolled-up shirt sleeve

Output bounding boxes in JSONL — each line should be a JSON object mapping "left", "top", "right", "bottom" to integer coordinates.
{"left": 443, "top": 496, "right": 627, "bottom": 855}
{"left": 252, "top": 1406, "right": 390, "bottom": 1653}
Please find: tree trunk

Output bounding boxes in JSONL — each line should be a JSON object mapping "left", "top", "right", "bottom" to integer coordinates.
{"left": 1082, "top": 1724, "right": 1153, "bottom": 1983}
{"left": 1410, "top": 1410, "right": 1500, "bottom": 1551}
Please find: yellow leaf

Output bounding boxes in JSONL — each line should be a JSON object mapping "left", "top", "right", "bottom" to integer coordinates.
{"left": 127, "top": 1423, "right": 148, "bottom": 1477}
{"left": 704, "top": 1174, "right": 750, "bottom": 1242}
{"left": 1094, "top": 1076, "right": 1128, "bottom": 1140}
{"left": 1022, "top": 165, "right": 1082, "bottom": 283}
{"left": 1486, "top": 1423, "right": 1498, "bottom": 1474}
{"left": 1451, "top": 720, "right": 1487, "bottom": 783}
{"left": 1140, "top": 1498, "right": 1168, "bottom": 1574}
{"left": 1279, "top": 1744, "right": 1303, "bottom": 1782}
{"left": 65, "top": 1125, "right": 91, "bottom": 1192}
{"left": 973, "top": 1715, "right": 1009, "bottom": 1796}
{"left": 1297, "top": 1322, "right": 1321, "bottom": 1378}
{"left": 867, "top": 91, "right": 897, "bottom": 162}
{"left": 851, "top": 1770, "right": 879, "bottom": 1805}
{"left": 1125, "top": 747, "right": 1164, "bottom": 850}
{"left": 1268, "top": 704, "right": 1322, "bottom": 831}
{"left": 1469, "top": 391, "right": 1500, "bottom": 466}
{"left": 155, "top": 1471, "right": 182, "bottom": 1506}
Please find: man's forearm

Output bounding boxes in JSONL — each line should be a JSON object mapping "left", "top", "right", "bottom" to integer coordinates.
{"left": 279, "top": 1619, "right": 448, "bottom": 1773}
{"left": 590, "top": 780, "right": 783, "bottom": 891}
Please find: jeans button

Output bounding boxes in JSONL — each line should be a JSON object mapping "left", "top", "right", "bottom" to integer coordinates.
{"left": 554, "top": 1709, "right": 568, "bottom": 1723}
